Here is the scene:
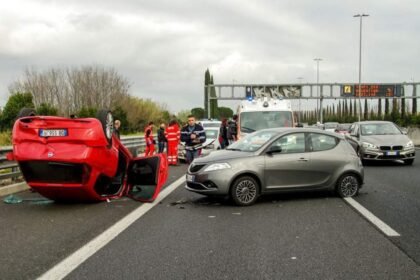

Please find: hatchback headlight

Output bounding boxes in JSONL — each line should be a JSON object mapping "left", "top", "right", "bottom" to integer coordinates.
{"left": 362, "top": 142, "right": 379, "bottom": 150}
{"left": 204, "top": 163, "right": 231, "bottom": 172}
{"left": 405, "top": 141, "right": 414, "bottom": 148}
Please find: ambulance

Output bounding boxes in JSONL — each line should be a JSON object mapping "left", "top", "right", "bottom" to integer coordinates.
{"left": 237, "top": 96, "right": 295, "bottom": 139}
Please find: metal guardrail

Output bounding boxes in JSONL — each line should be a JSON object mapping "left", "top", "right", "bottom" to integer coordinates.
{"left": 0, "top": 136, "right": 147, "bottom": 185}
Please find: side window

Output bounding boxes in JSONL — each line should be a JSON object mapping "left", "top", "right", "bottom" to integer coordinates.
{"left": 270, "top": 133, "right": 305, "bottom": 154}
{"left": 309, "top": 133, "right": 338, "bottom": 152}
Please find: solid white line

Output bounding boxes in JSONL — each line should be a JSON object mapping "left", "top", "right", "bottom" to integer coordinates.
{"left": 37, "top": 176, "right": 186, "bottom": 280}
{"left": 344, "top": 197, "right": 400, "bottom": 237}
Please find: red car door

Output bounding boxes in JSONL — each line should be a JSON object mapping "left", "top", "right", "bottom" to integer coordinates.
{"left": 126, "top": 153, "right": 168, "bottom": 202}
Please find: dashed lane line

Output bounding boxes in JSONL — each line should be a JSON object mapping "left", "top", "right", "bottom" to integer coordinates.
{"left": 37, "top": 176, "right": 186, "bottom": 280}
{"left": 344, "top": 197, "right": 400, "bottom": 237}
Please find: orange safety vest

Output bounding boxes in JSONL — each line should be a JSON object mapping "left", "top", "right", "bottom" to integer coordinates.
{"left": 165, "top": 124, "right": 180, "bottom": 143}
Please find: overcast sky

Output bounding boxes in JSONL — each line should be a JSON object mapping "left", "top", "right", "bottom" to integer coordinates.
{"left": 1, "top": 0, "right": 419, "bottom": 114}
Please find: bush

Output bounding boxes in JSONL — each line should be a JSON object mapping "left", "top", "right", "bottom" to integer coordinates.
{"left": 0, "top": 131, "right": 12, "bottom": 146}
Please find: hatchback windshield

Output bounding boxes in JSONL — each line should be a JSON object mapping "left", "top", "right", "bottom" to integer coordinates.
{"left": 240, "top": 111, "right": 292, "bottom": 133}
{"left": 227, "top": 130, "right": 278, "bottom": 152}
{"left": 360, "top": 123, "right": 402, "bottom": 135}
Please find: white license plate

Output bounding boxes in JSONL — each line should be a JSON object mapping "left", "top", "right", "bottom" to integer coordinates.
{"left": 186, "top": 174, "right": 195, "bottom": 182}
{"left": 39, "top": 129, "right": 68, "bottom": 137}
{"left": 385, "top": 151, "right": 397, "bottom": 156}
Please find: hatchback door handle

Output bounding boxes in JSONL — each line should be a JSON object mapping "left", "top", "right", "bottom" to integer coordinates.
{"left": 298, "top": 158, "right": 308, "bottom": 162}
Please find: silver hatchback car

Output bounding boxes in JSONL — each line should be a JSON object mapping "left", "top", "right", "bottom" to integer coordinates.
{"left": 185, "top": 128, "right": 364, "bottom": 206}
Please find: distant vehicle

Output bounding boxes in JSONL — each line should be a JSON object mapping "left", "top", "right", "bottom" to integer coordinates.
{"left": 323, "top": 122, "right": 339, "bottom": 132}
{"left": 335, "top": 123, "right": 352, "bottom": 135}
{"left": 185, "top": 128, "right": 364, "bottom": 206}
{"left": 178, "top": 126, "right": 221, "bottom": 161}
{"left": 346, "top": 121, "right": 415, "bottom": 165}
{"left": 199, "top": 120, "right": 221, "bottom": 128}
{"left": 237, "top": 96, "right": 295, "bottom": 139}
{"left": 7, "top": 108, "right": 168, "bottom": 202}
{"left": 200, "top": 127, "right": 222, "bottom": 156}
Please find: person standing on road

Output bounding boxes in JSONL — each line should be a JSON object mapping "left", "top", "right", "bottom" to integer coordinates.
{"left": 181, "top": 115, "right": 206, "bottom": 164}
{"left": 227, "top": 114, "right": 238, "bottom": 144}
{"left": 114, "top": 119, "right": 121, "bottom": 140}
{"left": 165, "top": 119, "right": 181, "bottom": 165}
{"left": 144, "top": 121, "right": 155, "bottom": 156}
{"left": 219, "top": 118, "right": 229, "bottom": 149}
{"left": 157, "top": 123, "right": 167, "bottom": 153}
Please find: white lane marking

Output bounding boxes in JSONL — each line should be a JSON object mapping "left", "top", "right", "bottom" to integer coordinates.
{"left": 344, "top": 197, "right": 400, "bottom": 237}
{"left": 38, "top": 176, "right": 186, "bottom": 280}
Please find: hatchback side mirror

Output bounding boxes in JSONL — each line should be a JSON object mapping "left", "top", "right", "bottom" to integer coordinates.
{"left": 267, "top": 146, "right": 282, "bottom": 155}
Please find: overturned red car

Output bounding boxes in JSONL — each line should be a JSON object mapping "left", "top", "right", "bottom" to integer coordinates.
{"left": 7, "top": 108, "right": 168, "bottom": 202}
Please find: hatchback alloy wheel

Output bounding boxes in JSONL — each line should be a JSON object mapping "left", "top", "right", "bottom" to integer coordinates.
{"left": 337, "top": 174, "right": 359, "bottom": 197}
{"left": 231, "top": 176, "right": 259, "bottom": 206}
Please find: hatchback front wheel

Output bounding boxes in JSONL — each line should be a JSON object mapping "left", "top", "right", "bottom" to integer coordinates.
{"left": 231, "top": 176, "right": 259, "bottom": 206}
{"left": 336, "top": 174, "right": 360, "bottom": 198}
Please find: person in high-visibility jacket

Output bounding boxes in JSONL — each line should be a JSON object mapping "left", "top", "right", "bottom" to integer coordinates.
{"left": 165, "top": 119, "right": 181, "bottom": 165}
{"left": 144, "top": 121, "right": 155, "bottom": 156}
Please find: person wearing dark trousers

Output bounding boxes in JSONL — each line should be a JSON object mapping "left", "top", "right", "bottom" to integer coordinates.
{"left": 157, "top": 123, "right": 167, "bottom": 153}
{"left": 114, "top": 119, "right": 121, "bottom": 140}
{"left": 219, "top": 118, "right": 229, "bottom": 149}
{"left": 180, "top": 115, "right": 206, "bottom": 164}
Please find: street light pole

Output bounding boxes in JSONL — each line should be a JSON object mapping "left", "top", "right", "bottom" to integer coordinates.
{"left": 297, "top": 77, "right": 304, "bottom": 123}
{"left": 314, "top": 58, "right": 322, "bottom": 123}
{"left": 354, "top": 13, "right": 369, "bottom": 122}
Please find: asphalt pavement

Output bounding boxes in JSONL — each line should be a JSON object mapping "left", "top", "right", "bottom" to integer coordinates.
{"left": 1, "top": 160, "right": 419, "bottom": 279}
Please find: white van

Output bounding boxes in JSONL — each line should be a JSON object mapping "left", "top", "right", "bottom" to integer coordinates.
{"left": 237, "top": 96, "right": 295, "bottom": 139}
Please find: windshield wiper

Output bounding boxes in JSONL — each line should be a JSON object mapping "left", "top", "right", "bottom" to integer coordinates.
{"left": 241, "top": 126, "right": 255, "bottom": 133}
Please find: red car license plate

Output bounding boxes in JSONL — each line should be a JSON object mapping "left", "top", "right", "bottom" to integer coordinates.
{"left": 39, "top": 129, "right": 68, "bottom": 137}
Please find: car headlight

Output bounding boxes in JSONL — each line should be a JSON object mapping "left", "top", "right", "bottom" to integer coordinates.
{"left": 362, "top": 142, "right": 379, "bottom": 149}
{"left": 405, "top": 140, "right": 414, "bottom": 148}
{"left": 203, "top": 162, "right": 231, "bottom": 172}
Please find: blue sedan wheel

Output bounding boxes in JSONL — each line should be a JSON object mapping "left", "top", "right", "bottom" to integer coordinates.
{"left": 231, "top": 176, "right": 259, "bottom": 206}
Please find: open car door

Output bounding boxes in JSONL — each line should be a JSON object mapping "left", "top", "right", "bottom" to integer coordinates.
{"left": 126, "top": 153, "right": 168, "bottom": 202}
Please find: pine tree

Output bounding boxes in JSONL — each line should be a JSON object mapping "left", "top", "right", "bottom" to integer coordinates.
{"left": 364, "top": 99, "right": 368, "bottom": 120}
{"left": 204, "top": 69, "right": 211, "bottom": 118}
{"left": 209, "top": 75, "right": 218, "bottom": 119}
{"left": 378, "top": 98, "right": 382, "bottom": 119}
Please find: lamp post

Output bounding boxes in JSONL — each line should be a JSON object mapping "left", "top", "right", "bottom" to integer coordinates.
{"left": 314, "top": 58, "right": 322, "bottom": 123}
{"left": 297, "top": 77, "right": 304, "bottom": 123}
{"left": 354, "top": 13, "right": 369, "bottom": 122}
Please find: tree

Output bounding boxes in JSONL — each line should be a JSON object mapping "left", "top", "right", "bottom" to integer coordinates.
{"left": 0, "top": 92, "right": 34, "bottom": 130}
{"left": 378, "top": 98, "right": 382, "bottom": 119}
{"left": 176, "top": 110, "right": 192, "bottom": 125}
{"left": 9, "top": 65, "right": 130, "bottom": 116}
{"left": 37, "top": 103, "right": 58, "bottom": 116}
{"left": 391, "top": 98, "right": 400, "bottom": 123}
{"left": 77, "top": 107, "right": 97, "bottom": 118}
{"left": 191, "top": 107, "right": 205, "bottom": 120}
{"left": 204, "top": 69, "right": 211, "bottom": 118}
{"left": 364, "top": 99, "right": 368, "bottom": 120}
{"left": 217, "top": 107, "right": 234, "bottom": 119}
{"left": 209, "top": 75, "right": 218, "bottom": 118}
